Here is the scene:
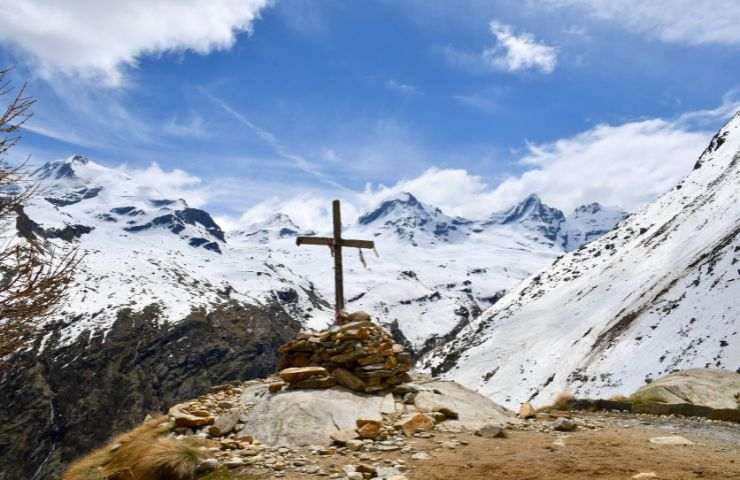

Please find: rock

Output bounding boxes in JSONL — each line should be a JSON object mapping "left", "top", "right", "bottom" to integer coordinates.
{"left": 330, "top": 429, "right": 359, "bottom": 446}
{"left": 649, "top": 436, "right": 694, "bottom": 446}
{"left": 411, "top": 452, "right": 431, "bottom": 460}
{"left": 346, "top": 311, "right": 372, "bottom": 323}
{"left": 403, "top": 392, "right": 417, "bottom": 405}
{"left": 552, "top": 418, "right": 577, "bottom": 432}
{"left": 290, "top": 375, "right": 336, "bottom": 389}
{"left": 356, "top": 463, "right": 378, "bottom": 477}
{"left": 346, "top": 439, "right": 364, "bottom": 451}
{"left": 334, "top": 368, "right": 367, "bottom": 391}
{"left": 435, "top": 407, "right": 459, "bottom": 420}
{"left": 518, "top": 402, "right": 536, "bottom": 419}
{"left": 238, "top": 383, "right": 385, "bottom": 446}
{"left": 196, "top": 458, "right": 219, "bottom": 474}
{"left": 357, "top": 419, "right": 383, "bottom": 440}
{"left": 208, "top": 409, "right": 240, "bottom": 436}
{"left": 474, "top": 424, "right": 507, "bottom": 438}
{"left": 269, "top": 382, "right": 286, "bottom": 393}
{"left": 632, "top": 473, "right": 658, "bottom": 479}
{"left": 279, "top": 366, "right": 329, "bottom": 383}
{"left": 397, "top": 414, "right": 434, "bottom": 437}
{"left": 393, "top": 384, "right": 418, "bottom": 395}
{"left": 631, "top": 369, "right": 740, "bottom": 409}
{"left": 169, "top": 404, "right": 215, "bottom": 428}
{"left": 429, "top": 412, "right": 447, "bottom": 423}
{"left": 414, "top": 381, "right": 517, "bottom": 432}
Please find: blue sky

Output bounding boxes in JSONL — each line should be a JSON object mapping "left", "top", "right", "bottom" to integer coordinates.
{"left": 1, "top": 0, "right": 739, "bottom": 229}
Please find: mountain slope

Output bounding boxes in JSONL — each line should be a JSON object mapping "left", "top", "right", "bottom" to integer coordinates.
{"left": 421, "top": 113, "right": 740, "bottom": 408}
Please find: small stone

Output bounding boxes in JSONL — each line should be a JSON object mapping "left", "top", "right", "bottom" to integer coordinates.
{"left": 346, "top": 439, "right": 364, "bottom": 451}
{"left": 411, "top": 452, "right": 431, "bottom": 460}
{"left": 518, "top": 402, "right": 536, "bottom": 419}
{"left": 553, "top": 418, "right": 577, "bottom": 432}
{"left": 474, "top": 425, "right": 507, "bottom": 439}
{"left": 357, "top": 422, "right": 383, "bottom": 440}
{"left": 331, "top": 430, "right": 359, "bottom": 446}
{"left": 434, "top": 407, "right": 459, "bottom": 420}
{"left": 269, "top": 382, "right": 285, "bottom": 393}
{"left": 649, "top": 436, "right": 694, "bottom": 446}
{"left": 397, "top": 414, "right": 434, "bottom": 437}
{"left": 632, "top": 473, "right": 658, "bottom": 479}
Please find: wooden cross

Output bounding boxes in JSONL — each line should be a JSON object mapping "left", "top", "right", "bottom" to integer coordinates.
{"left": 296, "top": 199, "right": 375, "bottom": 320}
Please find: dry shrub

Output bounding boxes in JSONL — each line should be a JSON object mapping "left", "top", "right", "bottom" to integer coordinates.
{"left": 609, "top": 394, "right": 629, "bottom": 402}
{"left": 64, "top": 416, "right": 210, "bottom": 480}
{"left": 548, "top": 392, "right": 575, "bottom": 411}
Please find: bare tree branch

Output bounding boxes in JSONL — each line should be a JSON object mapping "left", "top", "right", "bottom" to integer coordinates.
{"left": 0, "top": 68, "right": 81, "bottom": 367}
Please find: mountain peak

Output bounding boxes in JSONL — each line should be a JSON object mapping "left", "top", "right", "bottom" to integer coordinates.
{"left": 357, "top": 192, "right": 430, "bottom": 226}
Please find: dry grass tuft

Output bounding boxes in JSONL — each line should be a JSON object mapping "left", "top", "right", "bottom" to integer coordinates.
{"left": 64, "top": 416, "right": 210, "bottom": 480}
{"left": 629, "top": 389, "right": 668, "bottom": 406}
{"left": 547, "top": 392, "right": 575, "bottom": 411}
{"left": 609, "top": 394, "right": 630, "bottom": 402}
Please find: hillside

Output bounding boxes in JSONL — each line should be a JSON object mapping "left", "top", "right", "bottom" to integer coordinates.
{"left": 422, "top": 113, "right": 740, "bottom": 408}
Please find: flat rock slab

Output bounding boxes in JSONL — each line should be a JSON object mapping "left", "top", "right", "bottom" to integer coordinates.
{"left": 632, "top": 369, "right": 740, "bottom": 410}
{"left": 414, "top": 380, "right": 518, "bottom": 432}
{"left": 238, "top": 384, "right": 386, "bottom": 446}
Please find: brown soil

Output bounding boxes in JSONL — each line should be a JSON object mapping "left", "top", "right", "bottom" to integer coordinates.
{"left": 270, "top": 413, "right": 740, "bottom": 480}
{"left": 408, "top": 427, "right": 740, "bottom": 480}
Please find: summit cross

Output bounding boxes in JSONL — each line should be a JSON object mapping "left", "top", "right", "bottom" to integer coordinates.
{"left": 296, "top": 199, "right": 375, "bottom": 320}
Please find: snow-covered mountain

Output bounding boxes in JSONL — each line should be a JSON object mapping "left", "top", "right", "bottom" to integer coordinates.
{"left": 421, "top": 113, "right": 740, "bottom": 408}
{"left": 14, "top": 159, "right": 622, "bottom": 351}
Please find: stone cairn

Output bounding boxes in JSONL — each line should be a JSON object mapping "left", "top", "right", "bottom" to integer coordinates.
{"left": 274, "top": 311, "right": 412, "bottom": 394}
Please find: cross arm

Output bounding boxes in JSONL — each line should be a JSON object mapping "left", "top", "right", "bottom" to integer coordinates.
{"left": 296, "top": 236, "right": 375, "bottom": 249}
{"left": 296, "top": 236, "right": 332, "bottom": 246}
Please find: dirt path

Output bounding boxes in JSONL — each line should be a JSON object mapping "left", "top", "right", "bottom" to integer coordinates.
{"left": 271, "top": 412, "right": 740, "bottom": 480}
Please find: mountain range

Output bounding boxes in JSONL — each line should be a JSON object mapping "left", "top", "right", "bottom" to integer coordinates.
{"left": 421, "top": 112, "right": 740, "bottom": 408}
{"left": 20, "top": 157, "right": 626, "bottom": 352}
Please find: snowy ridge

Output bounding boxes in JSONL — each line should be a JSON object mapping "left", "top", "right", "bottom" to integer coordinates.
{"left": 421, "top": 113, "right": 740, "bottom": 408}
{"left": 14, "top": 156, "right": 624, "bottom": 351}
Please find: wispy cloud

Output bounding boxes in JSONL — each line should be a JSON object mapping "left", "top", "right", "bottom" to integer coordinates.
{"left": 200, "top": 88, "right": 349, "bottom": 192}
{"left": 385, "top": 79, "right": 422, "bottom": 96}
{"left": 542, "top": 0, "right": 740, "bottom": 47}
{"left": 163, "top": 115, "right": 209, "bottom": 139}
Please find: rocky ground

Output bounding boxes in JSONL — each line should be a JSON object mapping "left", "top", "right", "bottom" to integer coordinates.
{"left": 163, "top": 379, "right": 740, "bottom": 480}
{"left": 194, "top": 411, "right": 740, "bottom": 480}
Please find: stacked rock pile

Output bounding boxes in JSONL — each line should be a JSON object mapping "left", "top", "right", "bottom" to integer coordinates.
{"left": 275, "top": 312, "right": 412, "bottom": 394}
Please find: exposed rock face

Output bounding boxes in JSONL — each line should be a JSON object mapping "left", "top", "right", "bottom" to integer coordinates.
{"left": 631, "top": 369, "right": 740, "bottom": 409}
{"left": 0, "top": 302, "right": 300, "bottom": 480}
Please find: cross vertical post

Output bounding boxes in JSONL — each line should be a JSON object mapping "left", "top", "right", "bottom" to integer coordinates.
{"left": 332, "top": 199, "right": 344, "bottom": 315}
{"left": 296, "top": 199, "right": 375, "bottom": 323}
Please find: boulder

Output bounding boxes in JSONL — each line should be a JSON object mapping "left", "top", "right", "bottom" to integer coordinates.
{"left": 414, "top": 380, "right": 517, "bottom": 432}
{"left": 631, "top": 369, "right": 740, "bottom": 410}
{"left": 518, "top": 402, "right": 536, "bottom": 419}
{"left": 552, "top": 418, "right": 577, "bottom": 432}
{"left": 208, "top": 409, "right": 240, "bottom": 436}
{"left": 237, "top": 384, "right": 385, "bottom": 446}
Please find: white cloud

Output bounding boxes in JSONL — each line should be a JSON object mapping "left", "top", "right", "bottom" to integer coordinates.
{"left": 120, "top": 162, "right": 208, "bottom": 207}
{"left": 229, "top": 97, "right": 738, "bottom": 230}
{"left": 484, "top": 21, "right": 557, "bottom": 73}
{"left": 385, "top": 79, "right": 422, "bottom": 96}
{"left": 0, "top": 0, "right": 272, "bottom": 86}
{"left": 441, "top": 20, "right": 557, "bottom": 75}
{"left": 543, "top": 0, "right": 740, "bottom": 46}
